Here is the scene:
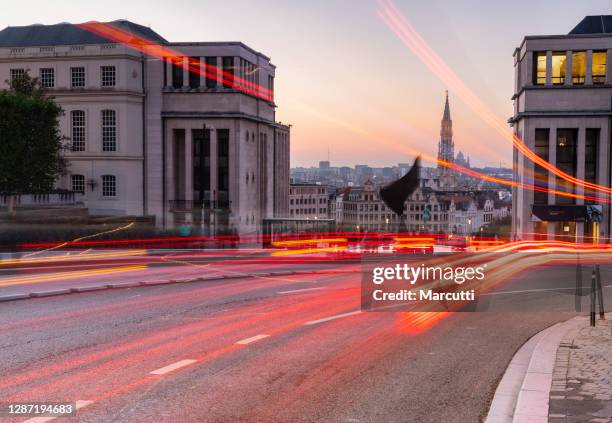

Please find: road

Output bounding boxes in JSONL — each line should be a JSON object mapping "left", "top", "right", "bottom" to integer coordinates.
{"left": 2, "top": 254, "right": 608, "bottom": 422}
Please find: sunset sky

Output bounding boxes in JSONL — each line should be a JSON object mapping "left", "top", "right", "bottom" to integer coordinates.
{"left": 3, "top": 0, "right": 612, "bottom": 167}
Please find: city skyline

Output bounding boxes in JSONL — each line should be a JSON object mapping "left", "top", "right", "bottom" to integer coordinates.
{"left": 2, "top": 1, "right": 612, "bottom": 168}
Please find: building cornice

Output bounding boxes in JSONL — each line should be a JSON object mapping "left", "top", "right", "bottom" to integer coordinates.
{"left": 513, "top": 83, "right": 612, "bottom": 99}
{"left": 515, "top": 33, "right": 612, "bottom": 52}
{"left": 510, "top": 110, "right": 612, "bottom": 123}
{"left": 161, "top": 111, "right": 290, "bottom": 129}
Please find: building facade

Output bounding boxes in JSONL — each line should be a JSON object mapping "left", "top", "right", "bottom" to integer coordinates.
{"left": 289, "top": 183, "right": 329, "bottom": 219}
{"left": 510, "top": 16, "right": 612, "bottom": 242}
{"left": 0, "top": 20, "right": 290, "bottom": 233}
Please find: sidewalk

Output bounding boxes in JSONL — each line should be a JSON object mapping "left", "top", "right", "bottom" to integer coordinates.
{"left": 549, "top": 315, "right": 612, "bottom": 423}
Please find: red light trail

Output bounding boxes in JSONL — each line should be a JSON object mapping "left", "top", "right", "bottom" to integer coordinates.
{"left": 377, "top": 0, "right": 612, "bottom": 198}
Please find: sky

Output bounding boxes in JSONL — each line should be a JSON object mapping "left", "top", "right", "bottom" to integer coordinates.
{"left": 3, "top": 0, "right": 612, "bottom": 168}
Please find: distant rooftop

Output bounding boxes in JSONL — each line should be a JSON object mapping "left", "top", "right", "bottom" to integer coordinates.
{"left": 569, "top": 15, "right": 612, "bottom": 35}
{"left": 0, "top": 20, "right": 167, "bottom": 47}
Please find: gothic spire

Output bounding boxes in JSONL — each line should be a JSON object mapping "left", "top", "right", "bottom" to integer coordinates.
{"left": 443, "top": 89, "right": 451, "bottom": 121}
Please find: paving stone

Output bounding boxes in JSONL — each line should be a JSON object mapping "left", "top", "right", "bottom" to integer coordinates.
{"left": 548, "top": 315, "right": 612, "bottom": 423}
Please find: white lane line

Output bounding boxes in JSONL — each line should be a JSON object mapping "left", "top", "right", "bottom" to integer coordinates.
{"left": 150, "top": 359, "right": 197, "bottom": 375}
{"left": 481, "top": 285, "right": 612, "bottom": 296}
{"left": 304, "top": 310, "right": 362, "bottom": 326}
{"left": 235, "top": 334, "right": 270, "bottom": 345}
{"left": 278, "top": 287, "right": 325, "bottom": 295}
{"left": 24, "top": 400, "right": 94, "bottom": 423}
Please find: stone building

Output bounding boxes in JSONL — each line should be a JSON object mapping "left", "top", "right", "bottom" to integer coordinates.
{"left": 0, "top": 20, "right": 290, "bottom": 233}
{"left": 510, "top": 16, "right": 612, "bottom": 241}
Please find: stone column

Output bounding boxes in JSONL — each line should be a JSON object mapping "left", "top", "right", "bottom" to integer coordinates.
{"left": 576, "top": 127, "right": 586, "bottom": 206}
{"left": 565, "top": 51, "right": 572, "bottom": 86}
{"left": 215, "top": 57, "right": 222, "bottom": 88}
{"left": 607, "top": 49, "right": 612, "bottom": 84}
{"left": 210, "top": 128, "right": 218, "bottom": 208}
{"left": 165, "top": 126, "right": 175, "bottom": 202}
{"left": 184, "top": 128, "right": 193, "bottom": 204}
{"left": 165, "top": 57, "right": 173, "bottom": 88}
{"left": 546, "top": 51, "right": 552, "bottom": 86}
{"left": 586, "top": 50, "right": 593, "bottom": 85}
{"left": 526, "top": 51, "right": 533, "bottom": 86}
{"left": 182, "top": 56, "right": 189, "bottom": 89}
{"left": 198, "top": 57, "right": 203, "bottom": 89}
{"left": 548, "top": 126, "right": 557, "bottom": 206}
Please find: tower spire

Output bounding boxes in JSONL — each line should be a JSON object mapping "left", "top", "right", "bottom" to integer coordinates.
{"left": 437, "top": 90, "right": 456, "bottom": 188}
{"left": 443, "top": 90, "right": 451, "bottom": 121}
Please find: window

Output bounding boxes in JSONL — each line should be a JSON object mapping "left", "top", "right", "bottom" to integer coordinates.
{"left": 205, "top": 57, "right": 217, "bottom": 88}
{"left": 188, "top": 57, "right": 200, "bottom": 88}
{"left": 556, "top": 129, "right": 578, "bottom": 205}
{"left": 585, "top": 129, "right": 599, "bottom": 199}
{"left": 101, "top": 175, "right": 116, "bottom": 197}
{"left": 551, "top": 52, "right": 566, "bottom": 85}
{"left": 571, "top": 51, "right": 586, "bottom": 84}
{"left": 533, "top": 52, "right": 546, "bottom": 85}
{"left": 101, "top": 66, "right": 116, "bottom": 87}
{"left": 592, "top": 51, "right": 606, "bottom": 84}
{"left": 222, "top": 57, "right": 234, "bottom": 88}
{"left": 71, "top": 174, "right": 85, "bottom": 194}
{"left": 218, "top": 129, "right": 230, "bottom": 207}
{"left": 40, "top": 68, "right": 54, "bottom": 88}
{"left": 71, "top": 67, "right": 85, "bottom": 88}
{"left": 70, "top": 110, "right": 86, "bottom": 151}
{"left": 9, "top": 68, "right": 25, "bottom": 83}
{"left": 172, "top": 56, "right": 183, "bottom": 89}
{"left": 267, "top": 75, "right": 274, "bottom": 101}
{"left": 101, "top": 110, "right": 117, "bottom": 152}
{"left": 533, "top": 129, "right": 549, "bottom": 205}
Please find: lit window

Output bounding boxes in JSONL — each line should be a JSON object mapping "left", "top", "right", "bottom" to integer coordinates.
{"left": 592, "top": 51, "right": 606, "bottom": 84}
{"left": 101, "top": 175, "right": 116, "bottom": 197}
{"left": 101, "top": 110, "right": 117, "bottom": 152}
{"left": 9, "top": 68, "right": 25, "bottom": 83}
{"left": 101, "top": 66, "right": 116, "bottom": 87}
{"left": 71, "top": 67, "right": 85, "bottom": 88}
{"left": 551, "top": 52, "right": 566, "bottom": 85}
{"left": 40, "top": 68, "right": 54, "bottom": 88}
{"left": 533, "top": 52, "right": 546, "bottom": 85}
{"left": 571, "top": 51, "right": 586, "bottom": 84}
{"left": 71, "top": 174, "right": 85, "bottom": 193}
{"left": 70, "top": 110, "right": 86, "bottom": 151}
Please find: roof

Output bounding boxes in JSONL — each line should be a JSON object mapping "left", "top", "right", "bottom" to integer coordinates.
{"left": 0, "top": 20, "right": 168, "bottom": 47}
{"left": 569, "top": 16, "right": 612, "bottom": 35}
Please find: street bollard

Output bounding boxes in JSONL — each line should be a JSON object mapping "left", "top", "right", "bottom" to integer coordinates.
{"left": 595, "top": 265, "right": 605, "bottom": 320}
{"left": 590, "top": 270, "right": 596, "bottom": 327}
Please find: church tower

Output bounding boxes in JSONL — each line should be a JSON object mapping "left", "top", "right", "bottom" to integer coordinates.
{"left": 437, "top": 91, "right": 456, "bottom": 189}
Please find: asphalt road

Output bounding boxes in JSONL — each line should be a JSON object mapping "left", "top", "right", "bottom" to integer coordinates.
{"left": 2, "top": 259, "right": 608, "bottom": 423}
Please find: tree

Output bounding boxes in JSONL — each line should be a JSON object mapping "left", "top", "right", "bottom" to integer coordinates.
{"left": 0, "top": 71, "right": 67, "bottom": 214}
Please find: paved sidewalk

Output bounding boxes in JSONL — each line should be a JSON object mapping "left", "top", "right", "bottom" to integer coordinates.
{"left": 549, "top": 314, "right": 612, "bottom": 423}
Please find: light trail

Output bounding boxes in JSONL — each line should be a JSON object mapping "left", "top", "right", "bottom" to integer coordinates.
{"left": 0, "top": 265, "right": 146, "bottom": 287}
{"left": 377, "top": 0, "right": 612, "bottom": 198}
{"left": 78, "top": 22, "right": 273, "bottom": 102}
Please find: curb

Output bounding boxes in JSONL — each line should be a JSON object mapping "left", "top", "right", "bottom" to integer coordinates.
{"left": 485, "top": 316, "right": 586, "bottom": 423}
{"left": 0, "top": 268, "right": 358, "bottom": 303}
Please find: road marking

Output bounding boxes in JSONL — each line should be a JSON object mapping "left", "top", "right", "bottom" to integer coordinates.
{"left": 304, "top": 310, "right": 362, "bottom": 326}
{"left": 481, "top": 285, "right": 612, "bottom": 296}
{"left": 278, "top": 287, "right": 325, "bottom": 295}
{"left": 235, "top": 334, "right": 270, "bottom": 345}
{"left": 150, "top": 359, "right": 197, "bottom": 375}
{"left": 24, "top": 400, "right": 94, "bottom": 423}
